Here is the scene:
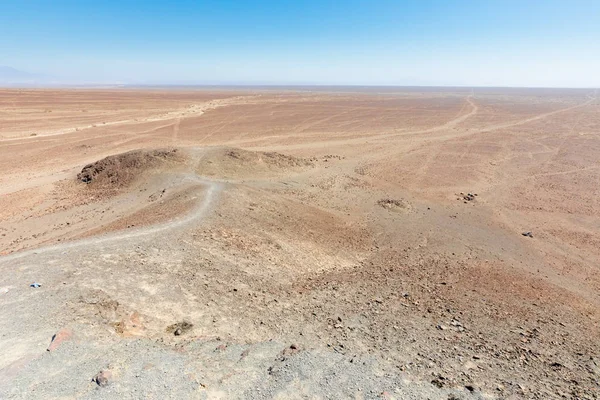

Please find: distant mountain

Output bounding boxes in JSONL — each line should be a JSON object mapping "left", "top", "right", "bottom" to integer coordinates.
{"left": 0, "top": 66, "right": 56, "bottom": 86}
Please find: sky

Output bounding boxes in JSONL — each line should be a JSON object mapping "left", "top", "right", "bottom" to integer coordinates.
{"left": 1, "top": 0, "right": 599, "bottom": 87}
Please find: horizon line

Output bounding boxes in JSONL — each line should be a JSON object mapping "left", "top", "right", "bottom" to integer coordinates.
{"left": 0, "top": 83, "right": 598, "bottom": 90}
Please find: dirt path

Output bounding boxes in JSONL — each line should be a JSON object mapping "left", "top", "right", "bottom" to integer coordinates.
{"left": 478, "top": 94, "right": 597, "bottom": 134}
{"left": 249, "top": 93, "right": 598, "bottom": 153}
{"left": 0, "top": 95, "right": 257, "bottom": 142}
{"left": 243, "top": 94, "right": 480, "bottom": 152}
{"left": 0, "top": 175, "right": 223, "bottom": 263}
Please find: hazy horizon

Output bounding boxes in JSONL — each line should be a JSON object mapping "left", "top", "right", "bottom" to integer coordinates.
{"left": 2, "top": 1, "right": 599, "bottom": 88}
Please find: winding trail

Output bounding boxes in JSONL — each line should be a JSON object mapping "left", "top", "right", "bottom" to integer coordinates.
{"left": 0, "top": 176, "right": 223, "bottom": 263}
{"left": 246, "top": 95, "right": 480, "bottom": 151}
{"left": 249, "top": 92, "right": 597, "bottom": 152}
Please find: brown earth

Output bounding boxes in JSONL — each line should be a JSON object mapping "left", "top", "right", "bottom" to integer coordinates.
{"left": 0, "top": 87, "right": 599, "bottom": 399}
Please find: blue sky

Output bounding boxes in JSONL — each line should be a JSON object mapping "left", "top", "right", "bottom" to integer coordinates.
{"left": 1, "top": 0, "right": 599, "bottom": 86}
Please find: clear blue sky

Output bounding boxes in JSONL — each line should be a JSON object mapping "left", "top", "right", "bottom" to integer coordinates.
{"left": 1, "top": 0, "right": 599, "bottom": 86}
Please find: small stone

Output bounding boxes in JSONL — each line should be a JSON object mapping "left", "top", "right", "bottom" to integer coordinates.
{"left": 166, "top": 320, "right": 193, "bottom": 336}
{"left": 464, "top": 361, "right": 477, "bottom": 370}
{"left": 431, "top": 378, "right": 444, "bottom": 388}
{"left": 47, "top": 328, "right": 73, "bottom": 352}
{"left": 550, "top": 362, "right": 563, "bottom": 370}
{"left": 93, "top": 370, "right": 112, "bottom": 387}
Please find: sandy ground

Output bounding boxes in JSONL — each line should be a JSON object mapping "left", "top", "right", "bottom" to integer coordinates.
{"left": 0, "top": 87, "right": 599, "bottom": 399}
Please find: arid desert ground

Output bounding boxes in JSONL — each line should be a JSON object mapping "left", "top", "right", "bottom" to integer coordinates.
{"left": 0, "top": 87, "right": 599, "bottom": 399}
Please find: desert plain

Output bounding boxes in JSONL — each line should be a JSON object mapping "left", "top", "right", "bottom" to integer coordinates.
{"left": 0, "top": 87, "right": 599, "bottom": 399}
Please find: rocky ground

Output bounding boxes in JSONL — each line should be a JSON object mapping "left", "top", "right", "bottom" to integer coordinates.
{"left": 0, "top": 88, "right": 599, "bottom": 399}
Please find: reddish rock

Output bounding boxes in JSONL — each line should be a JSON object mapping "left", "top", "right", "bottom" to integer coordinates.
{"left": 47, "top": 328, "right": 73, "bottom": 352}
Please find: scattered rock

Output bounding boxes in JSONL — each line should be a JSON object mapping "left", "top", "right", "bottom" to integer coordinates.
{"left": 377, "top": 198, "right": 411, "bottom": 212}
{"left": 431, "top": 378, "right": 445, "bottom": 388}
{"left": 459, "top": 192, "right": 477, "bottom": 202}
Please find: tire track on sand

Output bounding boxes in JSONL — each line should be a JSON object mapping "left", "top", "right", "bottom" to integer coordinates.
{"left": 238, "top": 95, "right": 480, "bottom": 151}
{"left": 0, "top": 95, "right": 256, "bottom": 143}
{"left": 477, "top": 95, "right": 597, "bottom": 134}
